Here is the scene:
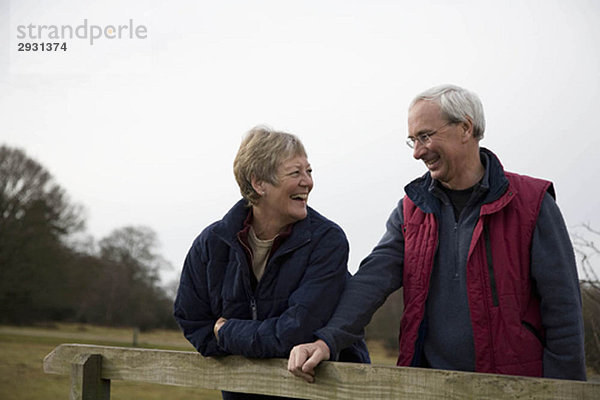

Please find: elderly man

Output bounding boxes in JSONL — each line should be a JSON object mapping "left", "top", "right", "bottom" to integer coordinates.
{"left": 288, "top": 84, "right": 586, "bottom": 381}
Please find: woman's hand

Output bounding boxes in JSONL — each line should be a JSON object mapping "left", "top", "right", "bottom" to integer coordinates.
{"left": 213, "top": 317, "right": 227, "bottom": 340}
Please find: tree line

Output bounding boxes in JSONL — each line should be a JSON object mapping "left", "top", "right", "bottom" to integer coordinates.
{"left": 0, "top": 145, "right": 175, "bottom": 330}
{"left": 1, "top": 144, "right": 599, "bottom": 373}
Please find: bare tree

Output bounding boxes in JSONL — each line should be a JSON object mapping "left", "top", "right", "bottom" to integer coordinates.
{"left": 571, "top": 223, "right": 600, "bottom": 373}
{"left": 96, "top": 226, "right": 174, "bottom": 329}
{"left": 0, "top": 145, "right": 84, "bottom": 237}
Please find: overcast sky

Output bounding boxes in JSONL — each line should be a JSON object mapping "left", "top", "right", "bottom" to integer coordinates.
{"left": 2, "top": 0, "right": 599, "bottom": 284}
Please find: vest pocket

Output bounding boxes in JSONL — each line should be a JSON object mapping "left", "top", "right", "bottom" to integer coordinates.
{"left": 522, "top": 320, "right": 545, "bottom": 346}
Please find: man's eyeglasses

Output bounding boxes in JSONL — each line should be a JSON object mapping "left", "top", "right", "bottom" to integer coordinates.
{"left": 406, "top": 122, "right": 453, "bottom": 149}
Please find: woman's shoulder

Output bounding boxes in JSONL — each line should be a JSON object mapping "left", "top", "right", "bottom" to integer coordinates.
{"left": 185, "top": 221, "right": 221, "bottom": 256}
{"left": 190, "top": 203, "right": 246, "bottom": 251}
{"left": 306, "top": 206, "right": 347, "bottom": 239}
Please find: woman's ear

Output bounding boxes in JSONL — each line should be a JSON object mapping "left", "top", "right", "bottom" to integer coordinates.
{"left": 251, "top": 176, "right": 266, "bottom": 196}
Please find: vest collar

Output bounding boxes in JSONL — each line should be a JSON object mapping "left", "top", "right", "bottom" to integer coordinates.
{"left": 404, "top": 147, "right": 509, "bottom": 214}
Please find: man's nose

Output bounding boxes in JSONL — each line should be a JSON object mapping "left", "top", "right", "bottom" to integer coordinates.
{"left": 413, "top": 140, "right": 426, "bottom": 160}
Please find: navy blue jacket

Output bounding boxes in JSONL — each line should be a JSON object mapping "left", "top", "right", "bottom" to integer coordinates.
{"left": 174, "top": 199, "right": 370, "bottom": 361}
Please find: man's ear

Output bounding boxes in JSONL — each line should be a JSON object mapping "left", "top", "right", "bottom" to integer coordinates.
{"left": 461, "top": 117, "right": 474, "bottom": 142}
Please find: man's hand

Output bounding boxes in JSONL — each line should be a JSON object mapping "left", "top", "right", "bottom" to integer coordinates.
{"left": 213, "top": 317, "right": 227, "bottom": 340}
{"left": 287, "top": 339, "right": 331, "bottom": 383}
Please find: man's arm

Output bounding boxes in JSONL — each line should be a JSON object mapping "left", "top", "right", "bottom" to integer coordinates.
{"left": 531, "top": 193, "right": 586, "bottom": 380}
{"left": 289, "top": 199, "right": 406, "bottom": 381}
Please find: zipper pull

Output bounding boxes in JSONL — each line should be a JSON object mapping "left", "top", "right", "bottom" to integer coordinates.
{"left": 250, "top": 298, "right": 258, "bottom": 320}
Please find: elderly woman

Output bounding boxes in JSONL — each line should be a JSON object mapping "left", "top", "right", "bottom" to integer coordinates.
{"left": 174, "top": 126, "right": 369, "bottom": 399}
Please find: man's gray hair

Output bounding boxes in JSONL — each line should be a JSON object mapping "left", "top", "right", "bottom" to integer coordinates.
{"left": 410, "top": 84, "right": 486, "bottom": 140}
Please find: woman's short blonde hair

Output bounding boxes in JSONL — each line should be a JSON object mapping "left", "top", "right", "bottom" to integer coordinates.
{"left": 234, "top": 126, "right": 307, "bottom": 205}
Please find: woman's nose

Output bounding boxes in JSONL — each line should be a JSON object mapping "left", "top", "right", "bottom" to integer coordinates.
{"left": 300, "top": 173, "right": 313, "bottom": 187}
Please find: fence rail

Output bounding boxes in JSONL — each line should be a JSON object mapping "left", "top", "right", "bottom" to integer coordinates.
{"left": 43, "top": 343, "right": 600, "bottom": 399}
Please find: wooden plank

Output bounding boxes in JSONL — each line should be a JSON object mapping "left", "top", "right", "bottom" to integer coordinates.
{"left": 44, "top": 344, "right": 600, "bottom": 400}
{"left": 70, "top": 353, "right": 110, "bottom": 400}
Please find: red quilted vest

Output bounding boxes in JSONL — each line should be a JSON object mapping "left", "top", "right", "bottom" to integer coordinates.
{"left": 398, "top": 172, "right": 552, "bottom": 377}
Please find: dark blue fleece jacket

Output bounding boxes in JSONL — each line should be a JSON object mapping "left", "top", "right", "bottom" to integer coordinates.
{"left": 174, "top": 199, "right": 370, "bottom": 362}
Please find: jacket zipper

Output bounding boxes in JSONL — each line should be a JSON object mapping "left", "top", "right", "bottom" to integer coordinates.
{"left": 237, "top": 235, "right": 259, "bottom": 320}
{"left": 480, "top": 220, "right": 497, "bottom": 372}
{"left": 247, "top": 237, "right": 310, "bottom": 321}
{"left": 483, "top": 222, "right": 499, "bottom": 307}
{"left": 250, "top": 297, "right": 258, "bottom": 320}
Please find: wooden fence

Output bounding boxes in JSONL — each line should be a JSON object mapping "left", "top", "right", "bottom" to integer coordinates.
{"left": 44, "top": 343, "right": 600, "bottom": 400}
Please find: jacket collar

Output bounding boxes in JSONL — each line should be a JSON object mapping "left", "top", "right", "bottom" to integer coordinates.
{"left": 404, "top": 147, "right": 509, "bottom": 214}
{"left": 212, "top": 199, "right": 312, "bottom": 255}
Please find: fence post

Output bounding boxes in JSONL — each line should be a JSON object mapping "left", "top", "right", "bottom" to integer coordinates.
{"left": 132, "top": 327, "right": 139, "bottom": 347}
{"left": 70, "top": 353, "right": 111, "bottom": 400}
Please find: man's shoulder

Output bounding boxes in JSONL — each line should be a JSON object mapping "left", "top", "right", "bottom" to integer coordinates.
{"left": 504, "top": 170, "right": 550, "bottom": 185}
{"left": 504, "top": 171, "right": 555, "bottom": 199}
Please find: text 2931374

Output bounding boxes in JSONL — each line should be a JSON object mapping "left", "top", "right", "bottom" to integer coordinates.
{"left": 17, "top": 42, "right": 67, "bottom": 51}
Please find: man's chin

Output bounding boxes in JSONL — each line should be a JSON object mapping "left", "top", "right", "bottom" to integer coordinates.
{"left": 429, "top": 170, "right": 445, "bottom": 182}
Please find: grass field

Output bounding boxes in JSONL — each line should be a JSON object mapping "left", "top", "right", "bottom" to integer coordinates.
{"left": 0, "top": 323, "right": 397, "bottom": 399}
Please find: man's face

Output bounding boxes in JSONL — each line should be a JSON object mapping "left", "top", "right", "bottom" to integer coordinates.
{"left": 407, "top": 100, "right": 469, "bottom": 188}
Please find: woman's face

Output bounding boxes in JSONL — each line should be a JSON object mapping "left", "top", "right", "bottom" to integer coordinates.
{"left": 259, "top": 155, "right": 313, "bottom": 227}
